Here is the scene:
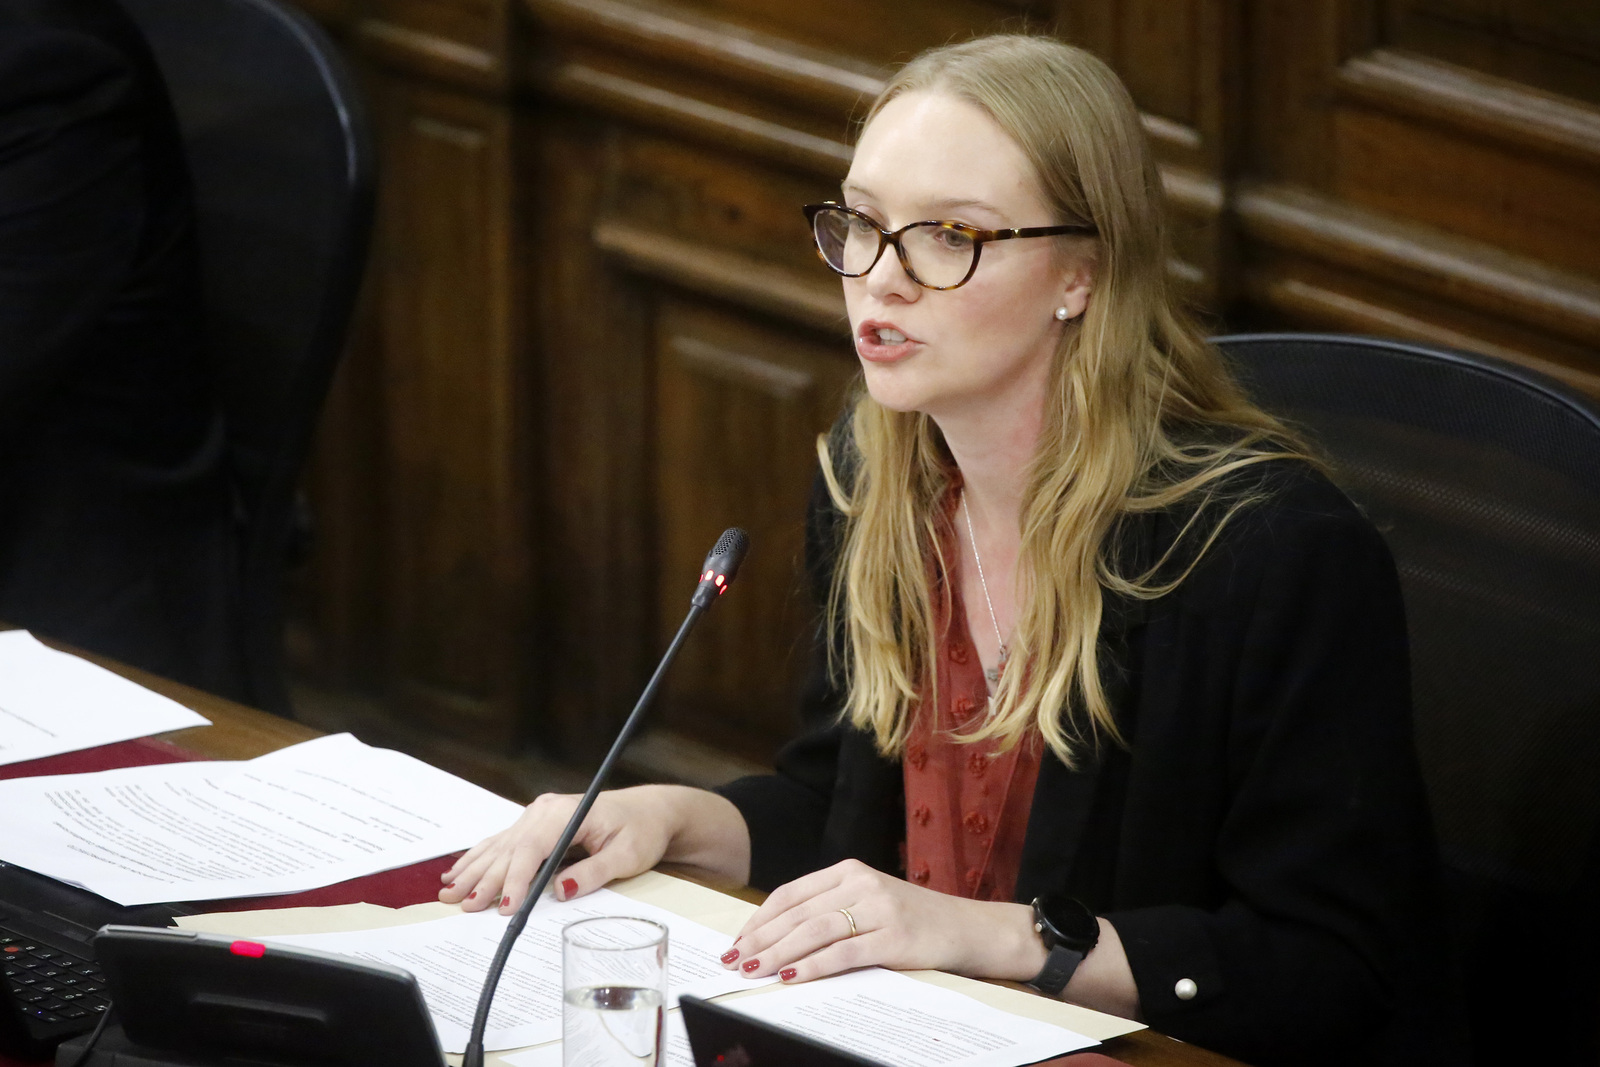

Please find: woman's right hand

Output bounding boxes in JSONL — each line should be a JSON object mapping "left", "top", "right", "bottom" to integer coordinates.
{"left": 438, "top": 784, "right": 751, "bottom": 915}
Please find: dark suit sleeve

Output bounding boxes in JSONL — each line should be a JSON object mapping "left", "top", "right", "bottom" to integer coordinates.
{"left": 1105, "top": 496, "right": 1440, "bottom": 1062}
{"left": 716, "top": 462, "right": 853, "bottom": 889}
{"left": 0, "top": 20, "right": 144, "bottom": 416}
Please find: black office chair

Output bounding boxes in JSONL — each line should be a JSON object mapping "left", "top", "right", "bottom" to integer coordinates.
{"left": 1215, "top": 333, "right": 1600, "bottom": 1065}
{"left": 117, "top": 0, "right": 376, "bottom": 715}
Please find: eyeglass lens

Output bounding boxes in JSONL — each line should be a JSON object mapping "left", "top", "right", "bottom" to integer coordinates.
{"left": 811, "top": 207, "right": 977, "bottom": 289}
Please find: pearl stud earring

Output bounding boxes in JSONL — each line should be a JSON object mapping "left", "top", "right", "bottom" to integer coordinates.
{"left": 1054, "top": 306, "right": 1072, "bottom": 321}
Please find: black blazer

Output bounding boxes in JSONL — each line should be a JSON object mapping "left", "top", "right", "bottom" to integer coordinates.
{"left": 0, "top": 0, "right": 243, "bottom": 697}
{"left": 720, "top": 445, "right": 1464, "bottom": 1067}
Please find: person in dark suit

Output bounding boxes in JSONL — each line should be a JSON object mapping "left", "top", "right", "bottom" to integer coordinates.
{"left": 0, "top": 0, "right": 243, "bottom": 697}
{"left": 439, "top": 35, "right": 1463, "bottom": 1066}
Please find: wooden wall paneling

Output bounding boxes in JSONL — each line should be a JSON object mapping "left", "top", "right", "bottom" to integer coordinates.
{"left": 535, "top": 44, "right": 856, "bottom": 177}
{"left": 357, "top": 0, "right": 514, "bottom": 94}
{"left": 1242, "top": 1, "right": 1346, "bottom": 185}
{"left": 663, "top": 0, "right": 1052, "bottom": 66}
{"left": 541, "top": 110, "right": 855, "bottom": 768}
{"left": 525, "top": 0, "right": 884, "bottom": 116}
{"left": 533, "top": 115, "right": 657, "bottom": 764}
{"left": 1380, "top": 0, "right": 1600, "bottom": 106}
{"left": 1330, "top": 94, "right": 1600, "bottom": 281}
{"left": 372, "top": 73, "right": 532, "bottom": 745}
{"left": 652, "top": 301, "right": 857, "bottom": 764}
{"left": 1233, "top": 0, "right": 1600, "bottom": 394}
{"left": 1055, "top": 0, "right": 1238, "bottom": 308}
{"left": 1236, "top": 184, "right": 1600, "bottom": 351}
{"left": 522, "top": 0, "right": 863, "bottom": 766}
{"left": 286, "top": 260, "right": 389, "bottom": 687}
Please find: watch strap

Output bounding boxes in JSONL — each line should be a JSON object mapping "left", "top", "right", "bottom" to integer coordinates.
{"left": 1029, "top": 943, "right": 1086, "bottom": 997}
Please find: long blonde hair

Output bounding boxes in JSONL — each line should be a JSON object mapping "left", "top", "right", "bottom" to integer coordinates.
{"left": 820, "top": 35, "right": 1307, "bottom": 766}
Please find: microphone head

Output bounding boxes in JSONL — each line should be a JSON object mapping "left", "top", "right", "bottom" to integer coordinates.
{"left": 693, "top": 527, "right": 750, "bottom": 606}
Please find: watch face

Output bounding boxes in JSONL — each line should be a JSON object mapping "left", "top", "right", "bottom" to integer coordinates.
{"left": 1034, "top": 893, "right": 1099, "bottom": 951}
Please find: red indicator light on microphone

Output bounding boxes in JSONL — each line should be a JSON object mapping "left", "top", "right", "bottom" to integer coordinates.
{"left": 229, "top": 940, "right": 267, "bottom": 958}
{"left": 714, "top": 574, "right": 725, "bottom": 587}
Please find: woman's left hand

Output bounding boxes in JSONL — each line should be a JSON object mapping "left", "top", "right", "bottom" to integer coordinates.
{"left": 722, "top": 859, "right": 1044, "bottom": 984}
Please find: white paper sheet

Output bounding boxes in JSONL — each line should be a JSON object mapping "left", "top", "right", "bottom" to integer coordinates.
{"left": 501, "top": 1010, "right": 691, "bottom": 1067}
{"left": 718, "top": 968, "right": 1098, "bottom": 1067}
{"left": 0, "top": 631, "right": 210, "bottom": 767}
{"left": 504, "top": 968, "right": 1097, "bottom": 1067}
{"left": 0, "top": 733, "right": 522, "bottom": 904}
{"left": 262, "top": 887, "right": 776, "bottom": 1054}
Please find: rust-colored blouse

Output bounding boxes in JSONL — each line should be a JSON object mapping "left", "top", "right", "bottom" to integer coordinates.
{"left": 902, "top": 514, "right": 1043, "bottom": 903}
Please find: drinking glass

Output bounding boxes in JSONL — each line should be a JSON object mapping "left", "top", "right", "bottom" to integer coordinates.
{"left": 562, "top": 917, "right": 668, "bottom": 1067}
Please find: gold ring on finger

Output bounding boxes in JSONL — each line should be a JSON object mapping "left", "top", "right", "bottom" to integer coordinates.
{"left": 839, "top": 907, "right": 858, "bottom": 938}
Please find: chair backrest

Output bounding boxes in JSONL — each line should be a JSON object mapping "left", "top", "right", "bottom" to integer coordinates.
{"left": 1214, "top": 332, "right": 1600, "bottom": 1065}
{"left": 116, "top": 0, "right": 375, "bottom": 714}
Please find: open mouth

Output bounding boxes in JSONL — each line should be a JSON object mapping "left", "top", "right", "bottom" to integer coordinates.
{"left": 855, "top": 320, "right": 918, "bottom": 363}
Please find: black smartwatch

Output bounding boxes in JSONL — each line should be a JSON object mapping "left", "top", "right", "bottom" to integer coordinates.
{"left": 1027, "top": 894, "right": 1100, "bottom": 996}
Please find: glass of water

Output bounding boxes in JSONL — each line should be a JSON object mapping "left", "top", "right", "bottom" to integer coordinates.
{"left": 562, "top": 917, "right": 668, "bottom": 1067}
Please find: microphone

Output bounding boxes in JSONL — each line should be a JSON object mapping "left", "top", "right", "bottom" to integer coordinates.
{"left": 692, "top": 527, "right": 749, "bottom": 607}
{"left": 460, "top": 528, "right": 751, "bottom": 1067}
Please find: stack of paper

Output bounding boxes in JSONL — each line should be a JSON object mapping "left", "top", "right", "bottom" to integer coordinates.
{"left": 0, "top": 733, "right": 523, "bottom": 903}
{"left": 263, "top": 887, "right": 778, "bottom": 1053}
{"left": 179, "top": 873, "right": 1135, "bottom": 1065}
{"left": 0, "top": 630, "right": 210, "bottom": 766}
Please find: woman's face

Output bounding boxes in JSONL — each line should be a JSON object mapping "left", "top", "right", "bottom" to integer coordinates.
{"left": 840, "top": 91, "right": 1092, "bottom": 423}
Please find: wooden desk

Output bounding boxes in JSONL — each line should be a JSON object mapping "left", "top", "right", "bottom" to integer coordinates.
{"left": 27, "top": 635, "right": 1246, "bottom": 1067}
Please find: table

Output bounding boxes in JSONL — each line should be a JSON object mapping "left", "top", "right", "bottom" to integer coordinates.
{"left": 17, "top": 633, "right": 1249, "bottom": 1067}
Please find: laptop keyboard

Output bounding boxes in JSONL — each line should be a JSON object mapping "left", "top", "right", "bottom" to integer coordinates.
{"left": 2, "top": 927, "right": 110, "bottom": 1026}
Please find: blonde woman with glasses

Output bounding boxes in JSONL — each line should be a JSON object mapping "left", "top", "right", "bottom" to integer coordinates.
{"left": 444, "top": 35, "right": 1461, "bottom": 1066}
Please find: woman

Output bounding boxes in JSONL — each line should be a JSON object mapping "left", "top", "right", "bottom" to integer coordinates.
{"left": 443, "top": 36, "right": 1457, "bottom": 1066}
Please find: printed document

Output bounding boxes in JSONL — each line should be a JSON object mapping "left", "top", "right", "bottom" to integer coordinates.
{"left": 720, "top": 968, "right": 1098, "bottom": 1066}
{"left": 262, "top": 887, "right": 775, "bottom": 1053}
{"left": 504, "top": 968, "right": 1098, "bottom": 1067}
{"left": 0, "top": 631, "right": 209, "bottom": 767}
{"left": 0, "top": 733, "right": 521, "bottom": 904}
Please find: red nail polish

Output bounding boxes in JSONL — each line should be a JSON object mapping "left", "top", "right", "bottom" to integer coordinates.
{"left": 501, "top": 896, "right": 510, "bottom": 908}
{"left": 780, "top": 968, "right": 798, "bottom": 982}
{"left": 445, "top": 882, "right": 456, "bottom": 889}
{"left": 561, "top": 878, "right": 578, "bottom": 899}
{"left": 467, "top": 891, "right": 477, "bottom": 899}
{"left": 741, "top": 959, "right": 760, "bottom": 973}
{"left": 720, "top": 949, "right": 739, "bottom": 965}
{"left": 734, "top": 936, "right": 742, "bottom": 944}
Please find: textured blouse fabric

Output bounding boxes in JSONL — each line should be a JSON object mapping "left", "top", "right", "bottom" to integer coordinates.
{"left": 902, "top": 524, "right": 1042, "bottom": 903}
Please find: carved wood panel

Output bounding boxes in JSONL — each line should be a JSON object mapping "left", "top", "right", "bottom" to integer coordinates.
{"left": 1381, "top": 0, "right": 1600, "bottom": 104}
{"left": 370, "top": 74, "right": 532, "bottom": 742}
{"left": 653, "top": 301, "right": 856, "bottom": 763}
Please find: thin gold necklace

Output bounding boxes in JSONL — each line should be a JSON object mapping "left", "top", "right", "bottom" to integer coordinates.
{"left": 960, "top": 490, "right": 1009, "bottom": 685}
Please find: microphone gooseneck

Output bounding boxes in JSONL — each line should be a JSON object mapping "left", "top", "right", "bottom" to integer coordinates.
{"left": 460, "top": 528, "right": 750, "bottom": 1067}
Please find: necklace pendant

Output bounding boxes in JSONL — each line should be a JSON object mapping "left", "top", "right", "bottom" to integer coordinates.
{"left": 985, "top": 645, "right": 1008, "bottom": 686}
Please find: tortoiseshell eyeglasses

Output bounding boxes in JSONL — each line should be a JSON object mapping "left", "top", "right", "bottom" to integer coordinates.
{"left": 802, "top": 202, "right": 1098, "bottom": 291}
